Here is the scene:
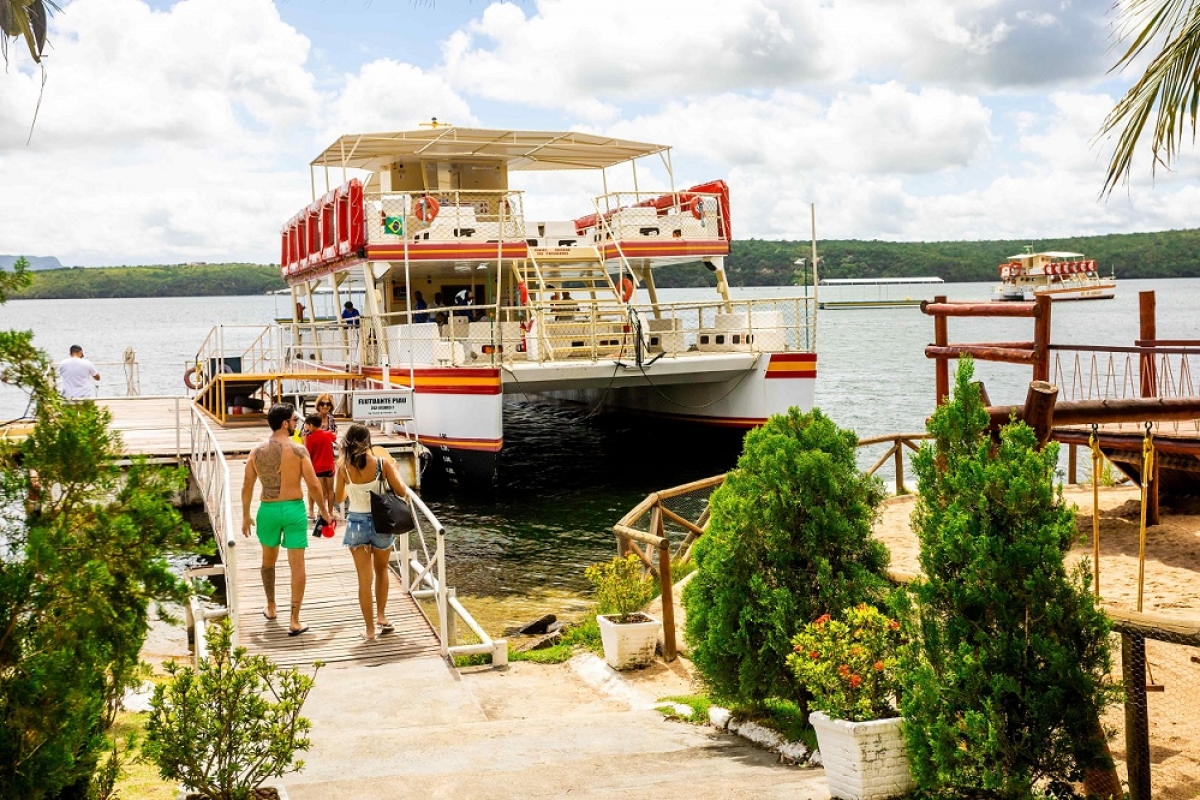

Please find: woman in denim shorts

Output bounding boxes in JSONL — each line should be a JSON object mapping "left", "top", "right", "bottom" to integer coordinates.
{"left": 334, "top": 424, "right": 411, "bottom": 641}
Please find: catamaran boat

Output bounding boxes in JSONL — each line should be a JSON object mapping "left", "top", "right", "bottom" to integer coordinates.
{"left": 190, "top": 126, "right": 817, "bottom": 488}
{"left": 992, "top": 250, "right": 1116, "bottom": 302}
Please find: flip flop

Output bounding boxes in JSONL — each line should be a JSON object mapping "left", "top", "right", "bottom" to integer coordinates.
{"left": 287, "top": 625, "right": 309, "bottom": 637}
{"left": 263, "top": 610, "right": 277, "bottom": 621}
{"left": 359, "top": 633, "right": 377, "bottom": 643}
{"left": 378, "top": 622, "right": 394, "bottom": 634}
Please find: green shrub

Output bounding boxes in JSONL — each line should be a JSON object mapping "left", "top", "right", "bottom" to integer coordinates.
{"left": 143, "top": 620, "right": 321, "bottom": 800}
{"left": 683, "top": 407, "right": 889, "bottom": 711}
{"left": 901, "top": 359, "right": 1119, "bottom": 798}
{"left": 787, "top": 603, "right": 903, "bottom": 722}
{"left": 585, "top": 554, "right": 655, "bottom": 623}
{"left": 0, "top": 371, "right": 192, "bottom": 798}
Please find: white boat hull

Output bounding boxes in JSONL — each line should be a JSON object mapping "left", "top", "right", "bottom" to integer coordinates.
{"left": 993, "top": 281, "right": 1116, "bottom": 302}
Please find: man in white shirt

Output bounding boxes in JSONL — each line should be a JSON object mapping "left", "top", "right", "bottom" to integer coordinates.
{"left": 58, "top": 345, "right": 100, "bottom": 400}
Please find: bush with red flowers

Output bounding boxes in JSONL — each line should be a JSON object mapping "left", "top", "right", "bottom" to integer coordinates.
{"left": 786, "top": 603, "right": 903, "bottom": 722}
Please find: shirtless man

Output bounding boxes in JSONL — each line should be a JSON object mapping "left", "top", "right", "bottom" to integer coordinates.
{"left": 242, "top": 403, "right": 334, "bottom": 635}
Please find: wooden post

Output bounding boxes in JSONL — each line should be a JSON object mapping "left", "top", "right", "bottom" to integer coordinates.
{"left": 933, "top": 295, "right": 949, "bottom": 404}
{"left": 1122, "top": 632, "right": 1152, "bottom": 800}
{"left": 1068, "top": 443, "right": 1077, "bottom": 485}
{"left": 1024, "top": 380, "right": 1058, "bottom": 448}
{"left": 1032, "top": 295, "right": 1051, "bottom": 383}
{"left": 658, "top": 538, "right": 676, "bottom": 662}
{"left": 1140, "top": 291, "right": 1157, "bottom": 398}
{"left": 893, "top": 437, "right": 904, "bottom": 495}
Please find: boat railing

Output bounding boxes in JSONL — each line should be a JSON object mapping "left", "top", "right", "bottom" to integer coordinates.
{"left": 295, "top": 296, "right": 816, "bottom": 368}
{"left": 398, "top": 490, "right": 508, "bottom": 665}
{"left": 367, "top": 189, "right": 526, "bottom": 245}
{"left": 189, "top": 324, "right": 287, "bottom": 393}
{"left": 587, "top": 189, "right": 728, "bottom": 243}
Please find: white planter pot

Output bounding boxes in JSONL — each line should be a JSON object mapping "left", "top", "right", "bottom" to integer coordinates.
{"left": 810, "top": 711, "right": 914, "bottom": 800}
{"left": 596, "top": 613, "right": 662, "bottom": 670}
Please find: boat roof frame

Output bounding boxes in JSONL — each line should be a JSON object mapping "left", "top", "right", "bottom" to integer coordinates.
{"left": 311, "top": 127, "right": 672, "bottom": 174}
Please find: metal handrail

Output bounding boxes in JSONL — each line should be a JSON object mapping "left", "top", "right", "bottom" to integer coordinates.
{"left": 398, "top": 490, "right": 507, "bottom": 665}
{"left": 186, "top": 402, "right": 239, "bottom": 654}
{"left": 278, "top": 295, "right": 816, "bottom": 369}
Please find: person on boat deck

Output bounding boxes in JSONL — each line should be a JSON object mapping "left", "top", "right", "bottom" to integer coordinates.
{"left": 295, "top": 301, "right": 306, "bottom": 321}
{"left": 302, "top": 413, "right": 337, "bottom": 526}
{"left": 432, "top": 292, "right": 448, "bottom": 326}
{"left": 341, "top": 301, "right": 361, "bottom": 327}
{"left": 335, "top": 423, "right": 410, "bottom": 642}
{"left": 413, "top": 290, "right": 429, "bottom": 323}
{"left": 242, "top": 404, "right": 334, "bottom": 636}
{"left": 454, "top": 289, "right": 474, "bottom": 318}
{"left": 58, "top": 344, "right": 100, "bottom": 400}
{"left": 556, "top": 290, "right": 579, "bottom": 321}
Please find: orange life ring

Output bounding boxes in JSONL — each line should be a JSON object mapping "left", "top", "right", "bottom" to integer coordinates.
{"left": 689, "top": 197, "right": 704, "bottom": 219}
{"left": 183, "top": 365, "right": 201, "bottom": 390}
{"left": 620, "top": 277, "right": 634, "bottom": 302}
{"left": 518, "top": 281, "right": 529, "bottom": 306}
{"left": 415, "top": 195, "right": 440, "bottom": 222}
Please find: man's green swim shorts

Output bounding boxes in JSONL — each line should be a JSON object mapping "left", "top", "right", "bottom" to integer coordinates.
{"left": 256, "top": 499, "right": 308, "bottom": 549}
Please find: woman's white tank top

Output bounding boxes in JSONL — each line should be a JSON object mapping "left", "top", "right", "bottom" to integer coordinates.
{"left": 342, "top": 458, "right": 379, "bottom": 514}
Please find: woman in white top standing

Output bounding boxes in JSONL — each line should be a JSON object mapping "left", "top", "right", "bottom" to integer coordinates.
{"left": 334, "top": 424, "right": 410, "bottom": 641}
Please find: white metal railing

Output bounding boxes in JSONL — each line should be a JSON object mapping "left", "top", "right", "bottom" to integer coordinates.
{"left": 186, "top": 402, "right": 240, "bottom": 659}
{"left": 279, "top": 295, "right": 817, "bottom": 370}
{"left": 369, "top": 189, "right": 526, "bottom": 245}
{"left": 398, "top": 492, "right": 508, "bottom": 665}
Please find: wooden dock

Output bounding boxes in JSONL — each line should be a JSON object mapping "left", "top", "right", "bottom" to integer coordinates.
{"left": 98, "top": 397, "right": 442, "bottom": 670}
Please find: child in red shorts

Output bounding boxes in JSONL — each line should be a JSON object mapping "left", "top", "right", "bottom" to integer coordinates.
{"left": 303, "top": 414, "right": 337, "bottom": 530}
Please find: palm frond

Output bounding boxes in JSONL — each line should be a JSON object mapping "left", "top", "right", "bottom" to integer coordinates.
{"left": 1100, "top": 0, "right": 1200, "bottom": 194}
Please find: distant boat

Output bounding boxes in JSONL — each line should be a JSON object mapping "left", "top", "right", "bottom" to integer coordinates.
{"left": 993, "top": 250, "right": 1116, "bottom": 302}
{"left": 818, "top": 276, "right": 944, "bottom": 309}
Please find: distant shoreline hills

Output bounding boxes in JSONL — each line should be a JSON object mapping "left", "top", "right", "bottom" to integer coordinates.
{"left": 7, "top": 227, "right": 1200, "bottom": 298}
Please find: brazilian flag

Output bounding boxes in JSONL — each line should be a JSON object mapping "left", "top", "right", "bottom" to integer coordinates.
{"left": 384, "top": 216, "right": 404, "bottom": 235}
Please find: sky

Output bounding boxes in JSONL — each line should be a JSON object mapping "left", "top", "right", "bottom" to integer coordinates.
{"left": 0, "top": 0, "right": 1195, "bottom": 267}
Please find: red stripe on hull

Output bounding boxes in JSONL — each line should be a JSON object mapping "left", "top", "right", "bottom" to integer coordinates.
{"left": 764, "top": 370, "right": 817, "bottom": 379}
{"left": 417, "top": 436, "right": 502, "bottom": 453}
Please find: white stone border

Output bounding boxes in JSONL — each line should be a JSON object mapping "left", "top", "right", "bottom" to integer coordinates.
{"left": 707, "top": 705, "right": 818, "bottom": 766}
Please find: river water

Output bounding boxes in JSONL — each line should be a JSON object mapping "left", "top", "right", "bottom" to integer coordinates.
{"left": 3, "top": 279, "right": 1195, "bottom": 629}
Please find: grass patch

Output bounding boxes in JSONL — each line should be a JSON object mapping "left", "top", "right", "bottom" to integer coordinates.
{"left": 656, "top": 693, "right": 711, "bottom": 724}
{"left": 453, "top": 619, "right": 604, "bottom": 668}
{"left": 108, "top": 709, "right": 177, "bottom": 800}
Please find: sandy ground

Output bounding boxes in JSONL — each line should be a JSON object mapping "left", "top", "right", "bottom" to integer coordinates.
{"left": 874, "top": 485, "right": 1200, "bottom": 799}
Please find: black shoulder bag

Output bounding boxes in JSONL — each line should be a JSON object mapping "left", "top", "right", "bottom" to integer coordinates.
{"left": 369, "top": 458, "right": 415, "bottom": 535}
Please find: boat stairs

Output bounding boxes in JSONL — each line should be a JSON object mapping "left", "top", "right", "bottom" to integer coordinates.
{"left": 97, "top": 395, "right": 507, "bottom": 670}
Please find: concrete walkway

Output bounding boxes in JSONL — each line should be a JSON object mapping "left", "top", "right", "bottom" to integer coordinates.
{"left": 281, "top": 654, "right": 831, "bottom": 799}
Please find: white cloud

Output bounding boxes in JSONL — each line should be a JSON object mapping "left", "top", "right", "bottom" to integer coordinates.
{"left": 442, "top": 0, "right": 832, "bottom": 117}
{"left": 320, "top": 59, "right": 475, "bottom": 144}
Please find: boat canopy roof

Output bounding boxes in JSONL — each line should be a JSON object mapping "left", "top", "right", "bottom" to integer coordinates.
{"left": 819, "top": 277, "right": 944, "bottom": 285}
{"left": 1009, "top": 250, "right": 1085, "bottom": 260}
{"left": 311, "top": 127, "right": 670, "bottom": 172}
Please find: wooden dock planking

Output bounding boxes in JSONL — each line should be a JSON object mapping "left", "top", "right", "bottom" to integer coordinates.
{"left": 98, "top": 397, "right": 442, "bottom": 669}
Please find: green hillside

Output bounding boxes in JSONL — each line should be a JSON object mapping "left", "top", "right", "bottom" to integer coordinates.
{"left": 658, "top": 228, "right": 1200, "bottom": 287}
{"left": 10, "top": 263, "right": 286, "bottom": 299}
{"left": 8, "top": 227, "right": 1200, "bottom": 299}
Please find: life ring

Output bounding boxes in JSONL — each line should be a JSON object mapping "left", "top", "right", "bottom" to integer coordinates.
{"left": 620, "top": 277, "right": 635, "bottom": 302}
{"left": 415, "top": 195, "right": 440, "bottom": 223}
{"left": 183, "top": 365, "right": 202, "bottom": 390}
{"left": 518, "top": 281, "right": 529, "bottom": 306}
{"left": 689, "top": 197, "right": 705, "bottom": 220}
